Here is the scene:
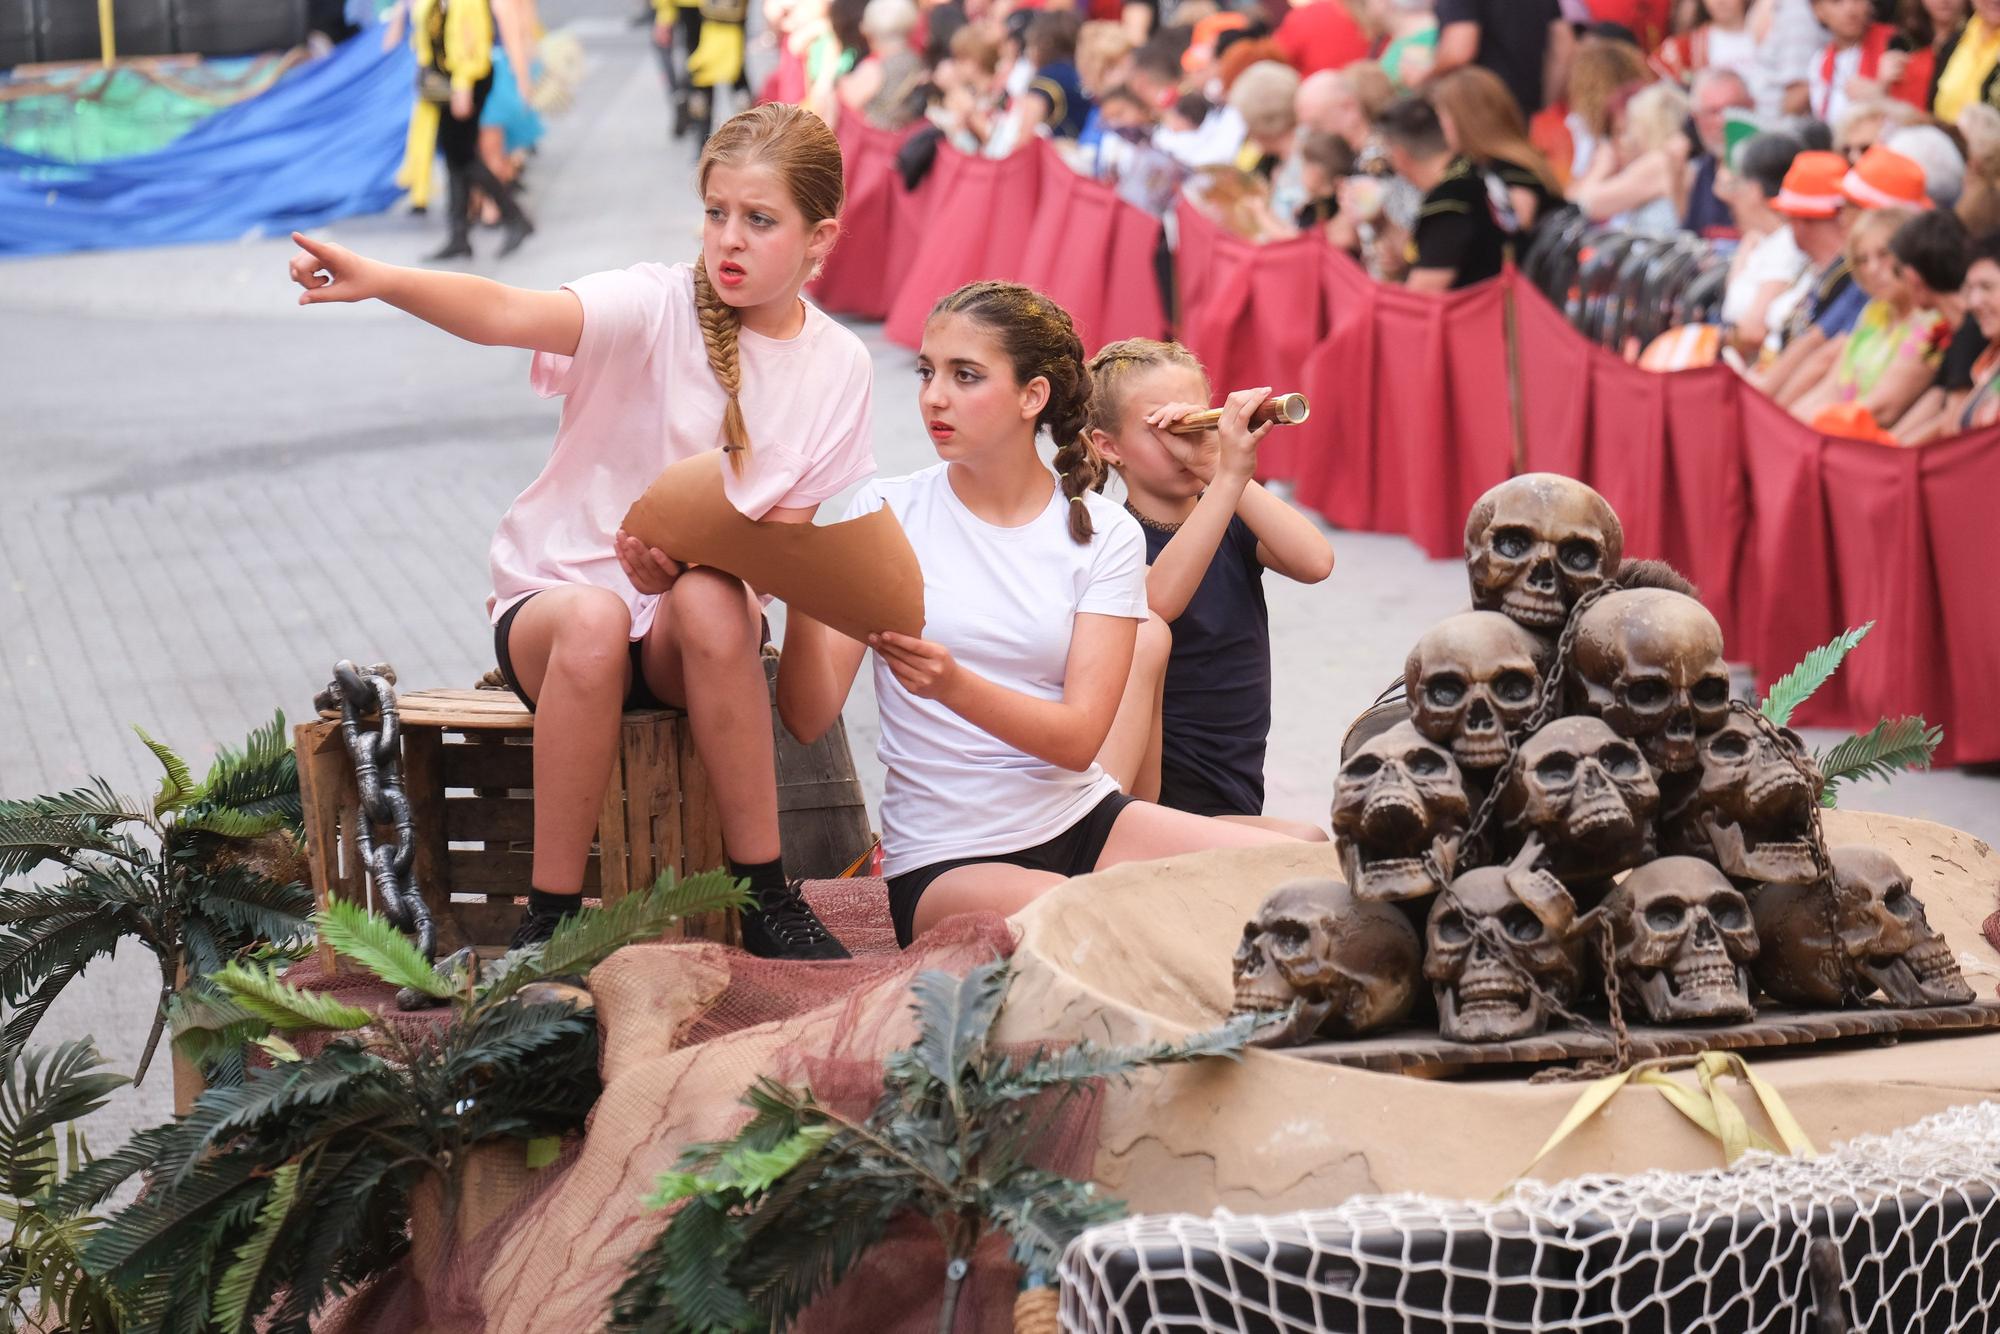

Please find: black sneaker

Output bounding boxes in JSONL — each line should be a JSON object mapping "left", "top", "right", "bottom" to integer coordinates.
{"left": 509, "top": 905, "right": 569, "bottom": 951}
{"left": 740, "top": 884, "right": 850, "bottom": 960}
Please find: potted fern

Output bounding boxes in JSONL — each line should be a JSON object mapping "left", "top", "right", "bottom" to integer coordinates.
{"left": 611, "top": 959, "right": 1256, "bottom": 1334}
{"left": 85, "top": 870, "right": 747, "bottom": 1334}
{"left": 0, "top": 714, "right": 314, "bottom": 1090}
{"left": 1757, "top": 622, "right": 1943, "bottom": 803}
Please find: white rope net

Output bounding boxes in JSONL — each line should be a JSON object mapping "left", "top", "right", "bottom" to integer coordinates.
{"left": 1059, "top": 1100, "right": 2000, "bottom": 1333}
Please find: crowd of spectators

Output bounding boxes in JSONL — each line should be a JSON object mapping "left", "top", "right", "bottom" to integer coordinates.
{"left": 754, "top": 0, "right": 2000, "bottom": 443}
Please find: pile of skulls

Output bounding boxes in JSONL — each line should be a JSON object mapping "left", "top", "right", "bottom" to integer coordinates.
{"left": 1232, "top": 474, "right": 1972, "bottom": 1049}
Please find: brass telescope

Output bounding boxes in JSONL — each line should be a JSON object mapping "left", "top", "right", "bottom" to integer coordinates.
{"left": 1164, "top": 392, "right": 1311, "bottom": 435}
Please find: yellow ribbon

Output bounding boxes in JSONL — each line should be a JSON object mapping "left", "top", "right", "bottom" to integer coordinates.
{"left": 1512, "top": 1052, "right": 1816, "bottom": 1190}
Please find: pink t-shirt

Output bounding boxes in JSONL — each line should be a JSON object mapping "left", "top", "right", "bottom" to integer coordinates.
{"left": 488, "top": 262, "right": 876, "bottom": 637}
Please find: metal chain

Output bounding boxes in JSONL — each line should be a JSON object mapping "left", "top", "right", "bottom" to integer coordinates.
{"left": 1729, "top": 699, "right": 1845, "bottom": 998}
{"left": 315, "top": 660, "right": 436, "bottom": 962}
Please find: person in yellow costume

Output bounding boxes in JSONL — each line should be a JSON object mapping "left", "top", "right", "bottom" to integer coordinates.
{"left": 655, "top": 0, "right": 749, "bottom": 143}
{"left": 391, "top": 0, "right": 536, "bottom": 259}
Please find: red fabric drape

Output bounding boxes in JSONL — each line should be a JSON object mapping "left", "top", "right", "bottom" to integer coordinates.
{"left": 1920, "top": 430, "right": 2000, "bottom": 763}
{"left": 882, "top": 146, "right": 1044, "bottom": 348}
{"left": 810, "top": 116, "right": 916, "bottom": 321}
{"left": 1017, "top": 143, "right": 1168, "bottom": 352}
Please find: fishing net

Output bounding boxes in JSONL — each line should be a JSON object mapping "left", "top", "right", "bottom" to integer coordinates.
{"left": 1059, "top": 1098, "right": 2000, "bottom": 1333}
{"left": 0, "top": 53, "right": 302, "bottom": 163}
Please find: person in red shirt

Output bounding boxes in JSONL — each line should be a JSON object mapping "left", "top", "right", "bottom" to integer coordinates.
{"left": 1274, "top": 0, "right": 1371, "bottom": 74}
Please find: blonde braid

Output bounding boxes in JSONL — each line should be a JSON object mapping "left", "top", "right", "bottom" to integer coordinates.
{"left": 692, "top": 253, "right": 751, "bottom": 473}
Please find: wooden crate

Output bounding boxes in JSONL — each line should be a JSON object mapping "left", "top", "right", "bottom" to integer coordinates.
{"left": 296, "top": 689, "right": 734, "bottom": 971}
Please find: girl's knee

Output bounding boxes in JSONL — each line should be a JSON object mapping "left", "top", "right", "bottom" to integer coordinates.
{"left": 548, "top": 594, "right": 632, "bottom": 682}
{"left": 670, "top": 569, "right": 759, "bottom": 658}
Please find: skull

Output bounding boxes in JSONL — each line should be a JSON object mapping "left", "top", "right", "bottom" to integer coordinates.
{"left": 1331, "top": 722, "right": 1471, "bottom": 903}
{"left": 1499, "top": 717, "right": 1659, "bottom": 884}
{"left": 1755, "top": 845, "right": 1974, "bottom": 1009}
{"left": 1231, "top": 878, "right": 1423, "bottom": 1045}
{"left": 1570, "top": 588, "right": 1732, "bottom": 775}
{"left": 1465, "top": 473, "right": 1624, "bottom": 631}
{"left": 1405, "top": 612, "right": 1555, "bottom": 771}
{"left": 1662, "top": 712, "right": 1821, "bottom": 885}
{"left": 1426, "top": 863, "right": 1588, "bottom": 1043}
{"left": 1605, "top": 857, "right": 1760, "bottom": 1024}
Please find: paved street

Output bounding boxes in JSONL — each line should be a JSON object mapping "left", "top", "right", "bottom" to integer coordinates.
{"left": 4, "top": 7, "right": 1996, "bottom": 1140}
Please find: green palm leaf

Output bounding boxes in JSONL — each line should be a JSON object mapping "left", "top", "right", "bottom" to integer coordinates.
{"left": 135, "top": 727, "right": 197, "bottom": 817}
{"left": 647, "top": 1126, "right": 834, "bottom": 1208}
{"left": 0, "top": 1042, "right": 128, "bottom": 1198}
{"left": 312, "top": 900, "right": 456, "bottom": 1000}
{"left": 207, "top": 962, "right": 375, "bottom": 1033}
{"left": 996, "top": 1011, "right": 1259, "bottom": 1098}
{"left": 480, "top": 869, "right": 750, "bottom": 1006}
{"left": 906, "top": 959, "right": 1010, "bottom": 1090}
{"left": 191, "top": 714, "right": 301, "bottom": 834}
{"left": 182, "top": 808, "right": 291, "bottom": 839}
{"left": 1817, "top": 716, "right": 1943, "bottom": 805}
{"left": 1760, "top": 622, "right": 1872, "bottom": 726}
{"left": 210, "top": 1161, "right": 300, "bottom": 1333}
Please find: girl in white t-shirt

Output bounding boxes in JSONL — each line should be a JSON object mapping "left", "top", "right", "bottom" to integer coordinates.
{"left": 778, "top": 281, "right": 1297, "bottom": 948}
{"left": 285, "top": 105, "right": 869, "bottom": 960}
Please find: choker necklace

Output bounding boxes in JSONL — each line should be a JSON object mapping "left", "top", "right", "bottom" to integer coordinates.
{"left": 1120, "top": 500, "right": 1192, "bottom": 532}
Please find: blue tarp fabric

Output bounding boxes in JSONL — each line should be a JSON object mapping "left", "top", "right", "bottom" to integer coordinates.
{"left": 0, "top": 27, "right": 412, "bottom": 256}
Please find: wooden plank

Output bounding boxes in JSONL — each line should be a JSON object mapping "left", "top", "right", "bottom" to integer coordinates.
{"left": 400, "top": 728, "right": 467, "bottom": 956}
{"left": 775, "top": 779, "right": 869, "bottom": 814}
{"left": 450, "top": 900, "right": 529, "bottom": 949}
{"left": 619, "top": 712, "right": 680, "bottom": 907}
{"left": 442, "top": 736, "right": 534, "bottom": 789}
{"left": 448, "top": 848, "right": 598, "bottom": 894}
{"left": 675, "top": 715, "right": 735, "bottom": 946}
{"left": 294, "top": 721, "right": 348, "bottom": 975}
{"left": 444, "top": 797, "right": 536, "bottom": 844}
{"left": 1284, "top": 1002, "right": 2000, "bottom": 1075}
{"left": 597, "top": 725, "right": 634, "bottom": 907}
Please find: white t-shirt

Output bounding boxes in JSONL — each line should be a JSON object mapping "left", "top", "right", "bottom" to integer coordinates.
{"left": 489, "top": 262, "right": 876, "bottom": 638}
{"left": 1723, "top": 225, "right": 1808, "bottom": 327}
{"left": 844, "top": 464, "right": 1149, "bottom": 877}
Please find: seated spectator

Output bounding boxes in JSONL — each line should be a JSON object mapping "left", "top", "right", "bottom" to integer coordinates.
{"left": 1757, "top": 151, "right": 1870, "bottom": 395}
{"left": 1789, "top": 205, "right": 1948, "bottom": 427}
{"left": 1431, "top": 64, "right": 1567, "bottom": 231}
{"left": 1810, "top": 0, "right": 1925, "bottom": 128}
{"left": 1655, "top": 0, "right": 1763, "bottom": 89}
{"left": 1569, "top": 80, "right": 1694, "bottom": 234}
{"left": 1295, "top": 128, "right": 1358, "bottom": 228}
{"left": 1368, "top": 0, "right": 1440, "bottom": 89}
{"left": 1075, "top": 20, "right": 1138, "bottom": 150}
{"left": 1958, "top": 101, "right": 2000, "bottom": 230}
{"left": 1273, "top": 0, "right": 1372, "bottom": 75}
{"left": 1876, "top": 209, "right": 1980, "bottom": 436}
{"left": 1683, "top": 66, "right": 1757, "bottom": 238}
{"left": 1833, "top": 99, "right": 1920, "bottom": 163}
{"left": 1229, "top": 60, "right": 1303, "bottom": 195}
{"left": 1562, "top": 31, "right": 1655, "bottom": 179}
{"left": 1946, "top": 230, "right": 2000, "bottom": 429}
{"left": 1296, "top": 62, "right": 1397, "bottom": 153}
{"left": 1433, "top": 0, "right": 1576, "bottom": 118}
{"left": 838, "top": 0, "right": 928, "bottom": 129}
{"left": 1931, "top": 0, "right": 2000, "bottom": 122}
{"left": 1719, "top": 131, "right": 1810, "bottom": 352}
{"left": 1019, "top": 10, "right": 1092, "bottom": 140}
{"left": 1376, "top": 93, "right": 1511, "bottom": 288}
{"left": 930, "top": 24, "right": 1011, "bottom": 156}
{"left": 1897, "top": 0, "right": 1967, "bottom": 110}
{"left": 1886, "top": 121, "right": 1969, "bottom": 205}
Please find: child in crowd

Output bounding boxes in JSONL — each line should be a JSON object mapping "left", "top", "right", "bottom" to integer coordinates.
{"left": 286, "top": 105, "right": 871, "bottom": 960}
{"left": 1808, "top": 0, "right": 1921, "bottom": 128}
{"left": 1086, "top": 339, "right": 1333, "bottom": 838}
{"left": 776, "top": 285, "right": 1298, "bottom": 948}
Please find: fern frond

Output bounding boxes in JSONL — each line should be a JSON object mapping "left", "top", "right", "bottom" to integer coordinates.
{"left": 191, "top": 714, "right": 302, "bottom": 836}
{"left": 182, "top": 808, "right": 290, "bottom": 840}
{"left": 906, "top": 958, "right": 1010, "bottom": 1090}
{"left": 0, "top": 1041, "right": 128, "bottom": 1198}
{"left": 48, "top": 1124, "right": 175, "bottom": 1215}
{"left": 1817, "top": 716, "right": 1943, "bottom": 805}
{"left": 480, "top": 870, "right": 750, "bottom": 1006}
{"left": 996, "top": 1010, "right": 1258, "bottom": 1098}
{"left": 185, "top": 869, "right": 314, "bottom": 959}
{"left": 2, "top": 961, "right": 98, "bottom": 1063}
{"left": 1760, "top": 622, "right": 1872, "bottom": 726}
{"left": 646, "top": 1126, "right": 834, "bottom": 1208}
{"left": 313, "top": 900, "right": 455, "bottom": 1000}
{"left": 210, "top": 1161, "right": 301, "bottom": 1333}
{"left": 135, "top": 727, "right": 197, "bottom": 816}
{"left": 207, "top": 962, "right": 375, "bottom": 1032}
{"left": 0, "top": 812, "right": 119, "bottom": 878}
{"left": 0, "top": 780, "right": 151, "bottom": 833}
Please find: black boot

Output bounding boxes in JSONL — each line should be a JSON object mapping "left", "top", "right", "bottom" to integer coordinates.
{"left": 468, "top": 158, "right": 534, "bottom": 257}
{"left": 428, "top": 168, "right": 474, "bottom": 261}
{"left": 509, "top": 889, "right": 580, "bottom": 950}
{"left": 739, "top": 880, "right": 850, "bottom": 960}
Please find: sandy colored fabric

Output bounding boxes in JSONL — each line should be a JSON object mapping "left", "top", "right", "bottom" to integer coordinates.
{"left": 992, "top": 812, "right": 2000, "bottom": 1213}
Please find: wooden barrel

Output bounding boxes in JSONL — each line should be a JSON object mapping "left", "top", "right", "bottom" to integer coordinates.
{"left": 765, "top": 655, "right": 876, "bottom": 879}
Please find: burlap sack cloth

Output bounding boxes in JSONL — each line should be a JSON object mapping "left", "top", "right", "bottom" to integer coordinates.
{"left": 316, "top": 893, "right": 1090, "bottom": 1333}
{"left": 991, "top": 810, "right": 2000, "bottom": 1212}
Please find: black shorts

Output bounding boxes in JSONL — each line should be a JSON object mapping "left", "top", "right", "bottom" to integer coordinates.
{"left": 886, "top": 791, "right": 1135, "bottom": 948}
{"left": 492, "top": 592, "right": 667, "bottom": 712}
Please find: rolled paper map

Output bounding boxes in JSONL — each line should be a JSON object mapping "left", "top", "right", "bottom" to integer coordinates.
{"left": 1165, "top": 392, "right": 1311, "bottom": 435}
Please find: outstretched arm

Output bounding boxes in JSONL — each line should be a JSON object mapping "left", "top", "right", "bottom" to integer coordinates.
{"left": 288, "top": 232, "right": 584, "bottom": 356}
{"left": 871, "top": 612, "right": 1138, "bottom": 771}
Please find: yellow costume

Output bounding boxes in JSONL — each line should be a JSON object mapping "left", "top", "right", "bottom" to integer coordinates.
{"left": 396, "top": 0, "right": 496, "bottom": 210}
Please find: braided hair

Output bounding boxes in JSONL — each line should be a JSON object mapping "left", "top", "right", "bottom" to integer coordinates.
{"left": 1083, "top": 337, "right": 1209, "bottom": 448}
{"left": 693, "top": 103, "right": 845, "bottom": 474}
{"left": 928, "top": 281, "right": 1102, "bottom": 543}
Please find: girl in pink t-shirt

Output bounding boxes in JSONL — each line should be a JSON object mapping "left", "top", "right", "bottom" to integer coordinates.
{"left": 286, "top": 104, "right": 871, "bottom": 960}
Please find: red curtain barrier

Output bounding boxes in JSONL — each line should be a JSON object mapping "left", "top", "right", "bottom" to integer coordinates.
{"left": 812, "top": 128, "right": 2000, "bottom": 763}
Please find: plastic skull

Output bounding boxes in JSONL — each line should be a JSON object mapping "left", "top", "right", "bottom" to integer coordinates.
{"left": 1405, "top": 612, "right": 1555, "bottom": 771}
{"left": 1499, "top": 717, "right": 1659, "bottom": 884}
{"left": 1426, "top": 863, "right": 1588, "bottom": 1043}
{"left": 1570, "top": 588, "right": 1731, "bottom": 775}
{"left": 1231, "top": 878, "right": 1423, "bottom": 1046}
{"left": 1331, "top": 722, "right": 1470, "bottom": 903}
{"left": 1464, "top": 473, "right": 1624, "bottom": 631}
{"left": 1662, "top": 712, "right": 1821, "bottom": 885}
{"left": 1755, "top": 845, "right": 1973, "bottom": 1009}
{"left": 1605, "top": 857, "right": 1759, "bottom": 1024}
